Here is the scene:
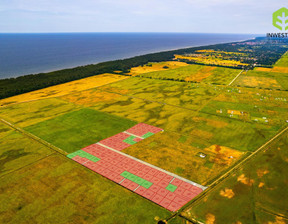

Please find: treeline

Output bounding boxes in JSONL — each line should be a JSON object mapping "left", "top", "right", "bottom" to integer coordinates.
{"left": 0, "top": 51, "right": 174, "bottom": 99}
{"left": 0, "top": 37, "right": 286, "bottom": 99}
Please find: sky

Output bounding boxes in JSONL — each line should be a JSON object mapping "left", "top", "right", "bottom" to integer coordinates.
{"left": 0, "top": 0, "right": 286, "bottom": 34}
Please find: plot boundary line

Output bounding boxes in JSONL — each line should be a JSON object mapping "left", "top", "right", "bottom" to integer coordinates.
{"left": 96, "top": 142, "right": 207, "bottom": 190}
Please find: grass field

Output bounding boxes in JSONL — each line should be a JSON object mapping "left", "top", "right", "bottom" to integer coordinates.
{"left": 136, "top": 64, "right": 241, "bottom": 85}
{"left": 0, "top": 98, "right": 80, "bottom": 127}
{"left": 0, "top": 73, "right": 128, "bottom": 106}
{"left": 0, "top": 154, "right": 171, "bottom": 224}
{"left": 59, "top": 87, "right": 279, "bottom": 152}
{"left": 201, "top": 86, "right": 288, "bottom": 127}
{"left": 0, "top": 122, "right": 52, "bottom": 176}
{"left": 97, "top": 77, "right": 222, "bottom": 111}
{"left": 182, "top": 132, "right": 288, "bottom": 224}
{"left": 24, "top": 108, "right": 137, "bottom": 153}
{"left": 123, "top": 131, "right": 244, "bottom": 185}
{"left": 274, "top": 52, "right": 288, "bottom": 67}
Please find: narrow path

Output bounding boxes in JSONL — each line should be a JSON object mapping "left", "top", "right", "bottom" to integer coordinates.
{"left": 228, "top": 69, "right": 244, "bottom": 86}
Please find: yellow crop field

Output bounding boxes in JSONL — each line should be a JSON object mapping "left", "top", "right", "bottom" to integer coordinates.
{"left": 0, "top": 74, "right": 128, "bottom": 106}
{"left": 184, "top": 66, "right": 216, "bottom": 82}
{"left": 254, "top": 67, "right": 272, "bottom": 72}
{"left": 233, "top": 76, "right": 282, "bottom": 89}
{"left": 128, "top": 61, "right": 188, "bottom": 76}
{"left": 174, "top": 54, "right": 249, "bottom": 67}
{"left": 272, "top": 66, "right": 288, "bottom": 73}
{"left": 60, "top": 89, "right": 122, "bottom": 107}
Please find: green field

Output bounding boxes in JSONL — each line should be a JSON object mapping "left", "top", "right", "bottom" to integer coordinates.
{"left": 182, "top": 132, "right": 288, "bottom": 224}
{"left": 0, "top": 154, "right": 171, "bottom": 224}
{"left": 24, "top": 108, "right": 137, "bottom": 153}
{"left": 275, "top": 52, "right": 288, "bottom": 67}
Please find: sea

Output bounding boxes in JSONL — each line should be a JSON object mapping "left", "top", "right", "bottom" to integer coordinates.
{"left": 0, "top": 33, "right": 258, "bottom": 79}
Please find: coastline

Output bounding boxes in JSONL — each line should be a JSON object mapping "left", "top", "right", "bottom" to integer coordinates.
{"left": 0, "top": 33, "right": 258, "bottom": 79}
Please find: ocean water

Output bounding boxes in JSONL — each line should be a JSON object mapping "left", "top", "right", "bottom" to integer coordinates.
{"left": 0, "top": 33, "right": 257, "bottom": 79}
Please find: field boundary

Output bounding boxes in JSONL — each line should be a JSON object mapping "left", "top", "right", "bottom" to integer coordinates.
{"left": 97, "top": 142, "right": 207, "bottom": 191}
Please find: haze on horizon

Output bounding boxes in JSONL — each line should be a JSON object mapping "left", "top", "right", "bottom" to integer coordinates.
{"left": 0, "top": 0, "right": 286, "bottom": 34}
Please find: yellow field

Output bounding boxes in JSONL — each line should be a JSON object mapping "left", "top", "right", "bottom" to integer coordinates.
{"left": 234, "top": 76, "right": 282, "bottom": 89}
{"left": 128, "top": 61, "right": 188, "bottom": 76}
{"left": 0, "top": 74, "right": 128, "bottom": 106}
{"left": 271, "top": 66, "right": 288, "bottom": 73}
{"left": 254, "top": 67, "right": 272, "bottom": 72}
{"left": 174, "top": 54, "right": 249, "bottom": 67}
{"left": 184, "top": 66, "right": 216, "bottom": 82}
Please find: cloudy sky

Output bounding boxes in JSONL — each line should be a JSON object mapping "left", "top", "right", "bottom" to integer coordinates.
{"left": 0, "top": 0, "right": 286, "bottom": 33}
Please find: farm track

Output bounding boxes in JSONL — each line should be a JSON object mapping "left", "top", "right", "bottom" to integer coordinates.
{"left": 228, "top": 69, "right": 244, "bottom": 86}
{"left": 164, "top": 125, "right": 288, "bottom": 223}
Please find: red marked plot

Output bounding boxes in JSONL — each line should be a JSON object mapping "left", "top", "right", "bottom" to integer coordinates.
{"left": 163, "top": 175, "right": 174, "bottom": 183}
{"left": 142, "top": 189, "right": 156, "bottom": 200}
{"left": 102, "top": 169, "right": 112, "bottom": 177}
{"left": 143, "top": 173, "right": 154, "bottom": 182}
{"left": 135, "top": 186, "right": 147, "bottom": 195}
{"left": 150, "top": 176, "right": 161, "bottom": 185}
{"left": 174, "top": 186, "right": 187, "bottom": 197}
{"left": 165, "top": 191, "right": 176, "bottom": 201}
{"left": 128, "top": 167, "right": 140, "bottom": 174}
{"left": 112, "top": 175, "right": 124, "bottom": 183}
{"left": 127, "top": 182, "right": 139, "bottom": 191}
{"left": 159, "top": 198, "right": 172, "bottom": 209}
{"left": 190, "top": 186, "right": 203, "bottom": 194}
{"left": 107, "top": 172, "right": 117, "bottom": 180}
{"left": 72, "top": 156, "right": 88, "bottom": 164}
{"left": 114, "top": 167, "right": 125, "bottom": 174}
{"left": 136, "top": 171, "right": 146, "bottom": 178}
{"left": 183, "top": 189, "right": 195, "bottom": 198}
{"left": 151, "top": 194, "right": 164, "bottom": 204}
{"left": 180, "top": 181, "right": 192, "bottom": 190}
{"left": 173, "top": 196, "right": 189, "bottom": 205}
{"left": 133, "top": 137, "right": 142, "bottom": 142}
{"left": 83, "top": 161, "right": 95, "bottom": 169}
{"left": 171, "top": 178, "right": 183, "bottom": 186}
{"left": 167, "top": 201, "right": 182, "bottom": 212}
{"left": 68, "top": 123, "right": 205, "bottom": 212}
{"left": 142, "top": 166, "right": 152, "bottom": 173}
{"left": 157, "top": 188, "right": 169, "bottom": 198}
{"left": 150, "top": 184, "right": 161, "bottom": 193}
{"left": 155, "top": 171, "right": 167, "bottom": 179}
{"left": 148, "top": 169, "right": 159, "bottom": 176}
{"left": 121, "top": 179, "right": 133, "bottom": 187}
{"left": 126, "top": 123, "right": 163, "bottom": 136}
{"left": 158, "top": 180, "right": 169, "bottom": 188}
